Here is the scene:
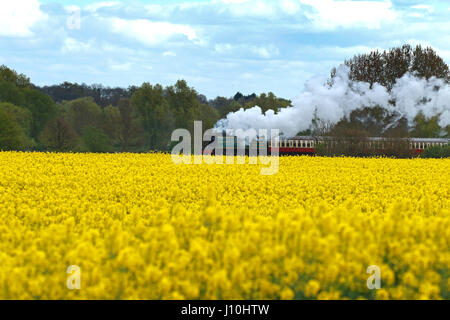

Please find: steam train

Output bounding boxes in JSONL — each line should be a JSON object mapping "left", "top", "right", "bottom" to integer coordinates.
{"left": 203, "top": 135, "right": 450, "bottom": 156}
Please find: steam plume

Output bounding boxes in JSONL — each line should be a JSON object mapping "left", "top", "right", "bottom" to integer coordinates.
{"left": 215, "top": 66, "right": 450, "bottom": 138}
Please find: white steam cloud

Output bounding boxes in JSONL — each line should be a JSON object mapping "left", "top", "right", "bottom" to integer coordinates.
{"left": 215, "top": 66, "right": 450, "bottom": 138}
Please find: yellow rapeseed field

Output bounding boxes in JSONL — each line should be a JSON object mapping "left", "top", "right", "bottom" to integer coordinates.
{"left": 0, "top": 152, "right": 449, "bottom": 300}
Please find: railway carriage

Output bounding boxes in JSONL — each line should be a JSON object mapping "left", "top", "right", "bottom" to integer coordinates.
{"left": 203, "top": 135, "right": 449, "bottom": 156}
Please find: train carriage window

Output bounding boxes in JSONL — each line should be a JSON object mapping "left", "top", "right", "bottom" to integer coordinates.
{"left": 289, "top": 140, "right": 294, "bottom": 148}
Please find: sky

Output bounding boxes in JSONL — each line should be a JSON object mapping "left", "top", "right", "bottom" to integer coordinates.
{"left": 1, "top": 0, "right": 449, "bottom": 99}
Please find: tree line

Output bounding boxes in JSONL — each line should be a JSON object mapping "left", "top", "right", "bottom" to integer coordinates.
{"left": 0, "top": 65, "right": 290, "bottom": 152}
{"left": 0, "top": 44, "right": 449, "bottom": 153}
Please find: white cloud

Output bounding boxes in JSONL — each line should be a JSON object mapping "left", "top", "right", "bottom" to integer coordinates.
{"left": 214, "top": 43, "right": 233, "bottom": 54}
{"left": 145, "top": 4, "right": 167, "bottom": 16}
{"left": 411, "top": 4, "right": 435, "bottom": 13}
{"left": 108, "top": 18, "right": 197, "bottom": 46}
{"left": 300, "top": 0, "right": 397, "bottom": 30}
{"left": 109, "top": 62, "right": 132, "bottom": 71}
{"left": 279, "top": 0, "right": 301, "bottom": 14}
{"left": 84, "top": 1, "right": 121, "bottom": 12}
{"left": 251, "top": 46, "right": 278, "bottom": 59}
{"left": 215, "top": 43, "right": 279, "bottom": 59}
{"left": 221, "top": 0, "right": 250, "bottom": 4}
{"left": 0, "top": 0, "right": 46, "bottom": 37}
{"left": 241, "top": 73, "right": 254, "bottom": 79}
{"left": 224, "top": 0, "right": 278, "bottom": 18}
{"left": 2, "top": 0, "right": 449, "bottom": 99}
{"left": 62, "top": 38, "right": 94, "bottom": 53}
{"left": 163, "top": 51, "right": 177, "bottom": 57}
{"left": 326, "top": 45, "right": 381, "bottom": 57}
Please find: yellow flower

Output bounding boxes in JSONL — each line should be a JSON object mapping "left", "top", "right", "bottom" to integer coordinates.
{"left": 304, "top": 280, "right": 321, "bottom": 298}
{"left": 376, "top": 289, "right": 390, "bottom": 300}
{"left": 0, "top": 152, "right": 448, "bottom": 300}
{"left": 280, "top": 287, "right": 295, "bottom": 300}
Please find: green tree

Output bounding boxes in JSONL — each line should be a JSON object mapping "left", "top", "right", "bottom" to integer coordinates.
{"left": 131, "top": 83, "right": 174, "bottom": 151}
{"left": 22, "top": 88, "right": 56, "bottom": 138}
{"left": 0, "top": 66, "right": 56, "bottom": 139}
{"left": 166, "top": 80, "right": 199, "bottom": 132}
{"left": 0, "top": 102, "right": 32, "bottom": 136}
{"left": 0, "top": 65, "right": 31, "bottom": 88}
{"left": 411, "top": 113, "right": 442, "bottom": 138}
{"left": 0, "top": 80, "right": 25, "bottom": 107}
{"left": 103, "top": 105, "right": 122, "bottom": 148}
{"left": 211, "top": 96, "right": 234, "bottom": 118}
{"left": 338, "top": 44, "right": 449, "bottom": 91}
{"left": 198, "top": 103, "right": 220, "bottom": 130}
{"left": 39, "top": 117, "right": 78, "bottom": 151}
{"left": 81, "top": 127, "right": 112, "bottom": 153}
{"left": 411, "top": 45, "right": 449, "bottom": 81}
{"left": 63, "top": 97, "right": 102, "bottom": 135}
{"left": 0, "top": 109, "right": 26, "bottom": 150}
{"left": 117, "top": 98, "right": 144, "bottom": 152}
{"left": 445, "top": 126, "right": 450, "bottom": 138}
{"left": 330, "top": 106, "right": 409, "bottom": 138}
{"left": 422, "top": 145, "right": 450, "bottom": 158}
{"left": 215, "top": 100, "right": 243, "bottom": 118}
{"left": 244, "top": 92, "right": 291, "bottom": 114}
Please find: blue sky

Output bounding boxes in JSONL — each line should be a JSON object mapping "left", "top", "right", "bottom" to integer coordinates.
{"left": 1, "top": 0, "right": 449, "bottom": 99}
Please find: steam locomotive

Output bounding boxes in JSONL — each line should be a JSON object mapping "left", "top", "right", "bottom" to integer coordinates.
{"left": 203, "top": 135, "right": 450, "bottom": 156}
